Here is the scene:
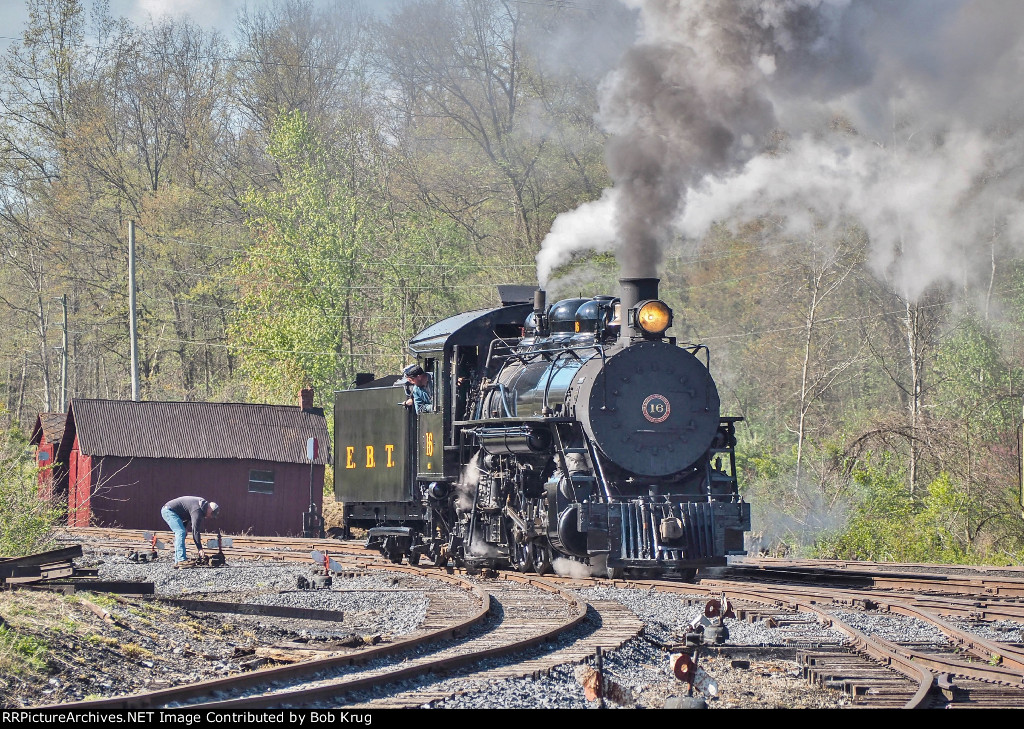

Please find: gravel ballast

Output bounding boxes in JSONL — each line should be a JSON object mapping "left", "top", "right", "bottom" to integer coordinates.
{"left": 95, "top": 553, "right": 434, "bottom": 638}
{"left": 8, "top": 544, "right": 1021, "bottom": 709}
{"left": 426, "top": 585, "right": 852, "bottom": 709}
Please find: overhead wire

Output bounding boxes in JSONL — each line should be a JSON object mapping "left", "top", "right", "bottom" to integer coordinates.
{"left": 143, "top": 334, "right": 391, "bottom": 358}
{"left": 139, "top": 262, "right": 529, "bottom": 290}
{"left": 123, "top": 280, "right": 1024, "bottom": 357}
{"left": 144, "top": 234, "right": 537, "bottom": 269}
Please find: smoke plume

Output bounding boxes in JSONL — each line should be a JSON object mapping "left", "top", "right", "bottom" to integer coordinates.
{"left": 537, "top": 0, "right": 1024, "bottom": 298}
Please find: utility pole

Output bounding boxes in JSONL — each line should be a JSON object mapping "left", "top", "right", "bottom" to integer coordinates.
{"left": 128, "top": 220, "right": 140, "bottom": 401}
{"left": 15, "top": 352, "right": 27, "bottom": 424}
{"left": 60, "top": 293, "right": 67, "bottom": 411}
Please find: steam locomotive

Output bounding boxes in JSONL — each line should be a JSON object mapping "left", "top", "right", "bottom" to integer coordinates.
{"left": 333, "top": 278, "right": 750, "bottom": 579}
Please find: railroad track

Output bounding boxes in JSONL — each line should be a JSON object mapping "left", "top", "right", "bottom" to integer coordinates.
{"left": 199, "top": 576, "right": 639, "bottom": 709}
{"left": 40, "top": 563, "right": 488, "bottom": 710}
{"left": 39, "top": 553, "right": 640, "bottom": 710}
{"left": 696, "top": 574, "right": 1024, "bottom": 708}
{"left": 721, "top": 560, "right": 1024, "bottom": 599}
{"left": 55, "top": 528, "right": 1024, "bottom": 708}
{"left": 343, "top": 596, "right": 640, "bottom": 709}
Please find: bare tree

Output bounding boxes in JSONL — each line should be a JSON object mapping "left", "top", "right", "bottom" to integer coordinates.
{"left": 232, "top": 0, "right": 369, "bottom": 135}
{"left": 377, "top": 0, "right": 609, "bottom": 265}
{"left": 787, "top": 224, "right": 863, "bottom": 490}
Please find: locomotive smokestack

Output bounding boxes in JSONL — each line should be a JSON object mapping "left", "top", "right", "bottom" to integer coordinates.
{"left": 533, "top": 288, "right": 546, "bottom": 315}
{"left": 618, "top": 277, "right": 659, "bottom": 310}
{"left": 618, "top": 277, "right": 659, "bottom": 343}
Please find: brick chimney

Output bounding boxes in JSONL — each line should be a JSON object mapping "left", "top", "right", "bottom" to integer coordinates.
{"left": 300, "top": 386, "right": 315, "bottom": 411}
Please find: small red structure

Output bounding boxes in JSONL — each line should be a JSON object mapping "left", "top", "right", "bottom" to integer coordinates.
{"left": 52, "top": 395, "right": 331, "bottom": 536}
{"left": 29, "top": 412, "right": 67, "bottom": 502}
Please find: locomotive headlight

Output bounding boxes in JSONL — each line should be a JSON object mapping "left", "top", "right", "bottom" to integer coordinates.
{"left": 636, "top": 300, "right": 672, "bottom": 335}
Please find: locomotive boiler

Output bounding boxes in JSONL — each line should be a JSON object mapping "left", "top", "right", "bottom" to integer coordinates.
{"left": 333, "top": 277, "right": 750, "bottom": 579}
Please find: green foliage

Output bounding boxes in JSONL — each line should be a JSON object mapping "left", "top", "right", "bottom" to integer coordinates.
{"left": 813, "top": 461, "right": 920, "bottom": 561}
{"left": 0, "top": 625, "right": 49, "bottom": 674}
{"left": 0, "top": 427, "right": 61, "bottom": 557}
{"left": 812, "top": 462, "right": 1000, "bottom": 564}
{"left": 914, "top": 473, "right": 972, "bottom": 563}
{"left": 933, "top": 315, "right": 1019, "bottom": 432}
{"left": 740, "top": 449, "right": 790, "bottom": 485}
{"left": 231, "top": 110, "right": 475, "bottom": 408}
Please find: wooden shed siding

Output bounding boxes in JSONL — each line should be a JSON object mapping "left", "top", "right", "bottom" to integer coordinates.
{"left": 36, "top": 438, "right": 56, "bottom": 501}
{"left": 84, "top": 456, "right": 324, "bottom": 537}
{"left": 68, "top": 437, "right": 93, "bottom": 528}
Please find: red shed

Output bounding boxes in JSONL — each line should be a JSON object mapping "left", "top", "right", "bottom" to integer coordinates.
{"left": 54, "top": 396, "right": 331, "bottom": 536}
{"left": 29, "top": 412, "right": 67, "bottom": 502}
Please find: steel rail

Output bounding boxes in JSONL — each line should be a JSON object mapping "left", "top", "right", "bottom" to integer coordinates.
{"left": 0, "top": 545, "right": 83, "bottom": 566}
{"left": 66, "top": 527, "right": 358, "bottom": 553}
{"left": 37, "top": 565, "right": 491, "bottom": 711}
{"left": 194, "top": 571, "right": 590, "bottom": 709}
{"left": 701, "top": 579, "right": 1024, "bottom": 703}
{"left": 151, "top": 597, "right": 348, "bottom": 623}
{"left": 795, "top": 600, "right": 936, "bottom": 709}
{"left": 549, "top": 574, "right": 940, "bottom": 707}
{"left": 726, "top": 559, "right": 1024, "bottom": 598}
{"left": 879, "top": 601, "right": 1024, "bottom": 678}
{"left": 700, "top": 575, "right": 1024, "bottom": 670}
{"left": 696, "top": 580, "right": 935, "bottom": 707}
{"left": 734, "top": 556, "right": 1024, "bottom": 577}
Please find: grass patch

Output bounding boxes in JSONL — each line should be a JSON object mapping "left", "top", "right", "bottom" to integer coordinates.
{"left": 0, "top": 590, "right": 74, "bottom": 631}
{"left": 121, "top": 643, "right": 155, "bottom": 661}
{"left": 85, "top": 634, "right": 120, "bottom": 648}
{"left": 82, "top": 593, "right": 118, "bottom": 609}
{"left": 175, "top": 616, "right": 206, "bottom": 638}
{"left": 0, "top": 625, "right": 49, "bottom": 674}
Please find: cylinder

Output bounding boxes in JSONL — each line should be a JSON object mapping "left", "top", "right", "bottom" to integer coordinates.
{"left": 534, "top": 288, "right": 547, "bottom": 315}
{"left": 475, "top": 426, "right": 552, "bottom": 456}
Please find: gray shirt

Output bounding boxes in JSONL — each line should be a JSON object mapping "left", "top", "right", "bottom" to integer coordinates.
{"left": 163, "top": 496, "right": 210, "bottom": 553}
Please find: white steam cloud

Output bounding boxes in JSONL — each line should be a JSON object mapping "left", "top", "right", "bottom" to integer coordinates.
{"left": 552, "top": 557, "right": 594, "bottom": 579}
{"left": 537, "top": 0, "right": 1024, "bottom": 299}
{"left": 535, "top": 188, "right": 620, "bottom": 278}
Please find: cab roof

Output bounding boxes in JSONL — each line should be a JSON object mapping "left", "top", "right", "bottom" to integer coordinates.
{"left": 408, "top": 303, "right": 533, "bottom": 355}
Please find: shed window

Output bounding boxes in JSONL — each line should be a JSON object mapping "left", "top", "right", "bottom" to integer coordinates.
{"left": 249, "top": 469, "right": 275, "bottom": 494}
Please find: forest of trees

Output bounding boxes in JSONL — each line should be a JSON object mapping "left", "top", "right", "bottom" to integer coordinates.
{"left": 2, "top": 0, "right": 1023, "bottom": 564}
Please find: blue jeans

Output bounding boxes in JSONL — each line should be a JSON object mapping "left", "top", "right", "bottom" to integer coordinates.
{"left": 161, "top": 507, "right": 188, "bottom": 563}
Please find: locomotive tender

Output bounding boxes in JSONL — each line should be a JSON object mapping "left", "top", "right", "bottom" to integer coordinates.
{"left": 333, "top": 277, "right": 750, "bottom": 578}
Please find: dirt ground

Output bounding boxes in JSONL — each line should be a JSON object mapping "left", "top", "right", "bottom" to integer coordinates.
{"left": 0, "top": 587, "right": 301, "bottom": 707}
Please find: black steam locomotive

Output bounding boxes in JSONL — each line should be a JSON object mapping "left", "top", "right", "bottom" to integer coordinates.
{"left": 333, "top": 278, "right": 749, "bottom": 579}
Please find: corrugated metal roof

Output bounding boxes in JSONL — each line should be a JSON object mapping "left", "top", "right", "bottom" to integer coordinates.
{"left": 67, "top": 399, "right": 331, "bottom": 464}
{"left": 31, "top": 412, "right": 67, "bottom": 445}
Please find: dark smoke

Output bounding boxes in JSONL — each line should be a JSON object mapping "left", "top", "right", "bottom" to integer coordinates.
{"left": 600, "top": 3, "right": 776, "bottom": 278}
{"left": 538, "top": 0, "right": 1024, "bottom": 299}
